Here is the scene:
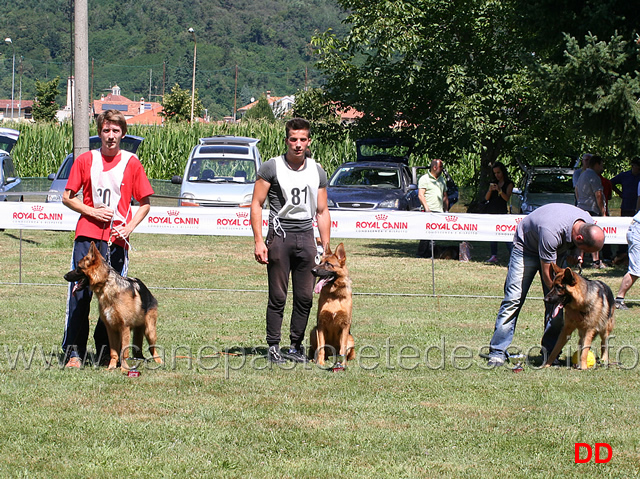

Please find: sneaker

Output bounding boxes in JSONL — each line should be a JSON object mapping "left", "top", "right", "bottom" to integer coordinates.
{"left": 267, "top": 345, "right": 287, "bottom": 364}
{"left": 487, "top": 357, "right": 505, "bottom": 367}
{"left": 590, "top": 260, "right": 606, "bottom": 269}
{"left": 615, "top": 299, "right": 629, "bottom": 310}
{"left": 284, "top": 346, "right": 307, "bottom": 363}
{"left": 65, "top": 357, "right": 82, "bottom": 369}
{"left": 485, "top": 255, "right": 499, "bottom": 264}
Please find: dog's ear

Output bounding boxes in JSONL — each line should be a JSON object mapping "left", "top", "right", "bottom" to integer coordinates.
{"left": 563, "top": 267, "right": 577, "bottom": 286}
{"left": 324, "top": 244, "right": 332, "bottom": 256}
{"left": 551, "top": 263, "right": 563, "bottom": 275}
{"left": 335, "top": 243, "right": 346, "bottom": 264}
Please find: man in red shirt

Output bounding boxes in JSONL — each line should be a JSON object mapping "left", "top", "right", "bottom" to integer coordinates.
{"left": 61, "top": 109, "right": 154, "bottom": 368}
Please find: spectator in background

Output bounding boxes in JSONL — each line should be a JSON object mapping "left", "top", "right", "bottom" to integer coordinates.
{"left": 575, "top": 154, "right": 607, "bottom": 268}
{"left": 611, "top": 157, "right": 640, "bottom": 256}
{"left": 573, "top": 153, "right": 591, "bottom": 204}
{"left": 484, "top": 162, "right": 514, "bottom": 264}
{"left": 416, "top": 159, "right": 448, "bottom": 258}
{"left": 612, "top": 157, "right": 640, "bottom": 216}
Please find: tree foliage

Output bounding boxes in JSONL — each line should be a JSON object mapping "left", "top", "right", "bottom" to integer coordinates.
{"left": 292, "top": 87, "right": 342, "bottom": 142}
{"left": 312, "top": 0, "right": 640, "bottom": 195}
{"left": 32, "top": 77, "right": 60, "bottom": 122}
{"left": 0, "top": 0, "right": 348, "bottom": 119}
{"left": 243, "top": 95, "right": 275, "bottom": 122}
{"left": 160, "top": 83, "right": 204, "bottom": 123}
{"left": 541, "top": 32, "right": 640, "bottom": 157}
{"left": 313, "top": 0, "right": 544, "bottom": 196}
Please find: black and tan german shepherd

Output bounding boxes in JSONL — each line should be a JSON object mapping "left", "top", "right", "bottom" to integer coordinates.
{"left": 543, "top": 263, "right": 615, "bottom": 369}
{"left": 309, "top": 243, "right": 355, "bottom": 366}
{"left": 64, "top": 241, "right": 163, "bottom": 371}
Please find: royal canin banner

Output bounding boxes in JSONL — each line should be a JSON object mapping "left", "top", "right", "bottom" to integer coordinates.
{"left": 0, "top": 202, "right": 630, "bottom": 243}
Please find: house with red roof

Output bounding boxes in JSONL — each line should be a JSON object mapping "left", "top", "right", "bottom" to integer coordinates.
{"left": 0, "top": 99, "right": 33, "bottom": 122}
{"left": 236, "top": 91, "right": 295, "bottom": 119}
{"left": 93, "top": 85, "right": 163, "bottom": 125}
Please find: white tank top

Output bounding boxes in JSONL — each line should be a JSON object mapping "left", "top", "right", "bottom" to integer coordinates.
{"left": 90, "top": 149, "right": 134, "bottom": 226}
{"left": 274, "top": 155, "right": 319, "bottom": 221}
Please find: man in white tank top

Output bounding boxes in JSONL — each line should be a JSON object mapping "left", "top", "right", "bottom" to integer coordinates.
{"left": 251, "top": 118, "right": 331, "bottom": 364}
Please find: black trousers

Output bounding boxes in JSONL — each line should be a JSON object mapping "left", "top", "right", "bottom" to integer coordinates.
{"left": 265, "top": 229, "right": 316, "bottom": 348}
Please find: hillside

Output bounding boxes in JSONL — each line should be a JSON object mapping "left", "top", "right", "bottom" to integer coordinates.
{"left": 0, "top": 0, "right": 347, "bottom": 119}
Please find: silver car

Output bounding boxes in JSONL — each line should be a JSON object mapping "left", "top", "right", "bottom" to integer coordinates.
{"left": 46, "top": 135, "right": 144, "bottom": 202}
{"left": 511, "top": 166, "right": 576, "bottom": 214}
{"left": 0, "top": 127, "right": 21, "bottom": 202}
{"left": 171, "top": 136, "right": 262, "bottom": 207}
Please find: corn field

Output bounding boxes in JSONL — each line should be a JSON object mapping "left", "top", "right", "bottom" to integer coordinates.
{"left": 8, "top": 120, "right": 476, "bottom": 187}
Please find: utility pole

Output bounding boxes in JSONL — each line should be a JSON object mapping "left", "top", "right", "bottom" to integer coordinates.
{"left": 234, "top": 64, "right": 238, "bottom": 122}
{"left": 73, "top": 0, "right": 90, "bottom": 158}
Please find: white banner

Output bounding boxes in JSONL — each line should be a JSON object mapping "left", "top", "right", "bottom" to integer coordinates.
{"left": 0, "top": 202, "right": 631, "bottom": 243}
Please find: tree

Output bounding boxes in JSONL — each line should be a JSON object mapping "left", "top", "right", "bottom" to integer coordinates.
{"left": 161, "top": 83, "right": 204, "bottom": 123}
{"left": 540, "top": 32, "right": 640, "bottom": 159}
{"left": 292, "top": 87, "right": 342, "bottom": 142}
{"left": 312, "top": 0, "right": 640, "bottom": 195}
{"left": 312, "top": 0, "right": 546, "bottom": 198}
{"left": 243, "top": 95, "right": 275, "bottom": 122}
{"left": 293, "top": 87, "right": 337, "bottom": 122}
{"left": 513, "top": 0, "right": 640, "bottom": 162}
{"left": 32, "top": 77, "right": 60, "bottom": 122}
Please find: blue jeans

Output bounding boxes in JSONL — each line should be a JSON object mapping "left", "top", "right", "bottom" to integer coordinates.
{"left": 489, "top": 247, "right": 564, "bottom": 361}
{"left": 627, "top": 220, "right": 640, "bottom": 277}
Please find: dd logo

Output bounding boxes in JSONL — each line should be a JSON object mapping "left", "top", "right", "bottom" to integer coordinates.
{"left": 574, "top": 443, "right": 612, "bottom": 463}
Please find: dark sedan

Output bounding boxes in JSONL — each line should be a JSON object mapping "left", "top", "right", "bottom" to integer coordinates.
{"left": 326, "top": 160, "right": 421, "bottom": 210}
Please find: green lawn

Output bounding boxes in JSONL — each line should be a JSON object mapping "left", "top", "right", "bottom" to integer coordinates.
{"left": 1, "top": 230, "right": 638, "bottom": 478}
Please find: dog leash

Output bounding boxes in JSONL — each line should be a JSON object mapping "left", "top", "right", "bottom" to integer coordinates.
{"left": 107, "top": 203, "right": 134, "bottom": 256}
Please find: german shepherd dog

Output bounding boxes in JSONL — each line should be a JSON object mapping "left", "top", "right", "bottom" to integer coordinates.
{"left": 543, "top": 263, "right": 615, "bottom": 369}
{"left": 64, "top": 241, "right": 163, "bottom": 371}
{"left": 309, "top": 243, "right": 355, "bottom": 366}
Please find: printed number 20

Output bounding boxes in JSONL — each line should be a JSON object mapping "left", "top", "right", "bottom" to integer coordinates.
{"left": 96, "top": 188, "right": 111, "bottom": 207}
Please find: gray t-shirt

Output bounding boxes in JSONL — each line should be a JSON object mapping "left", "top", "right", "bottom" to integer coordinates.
{"left": 257, "top": 155, "right": 328, "bottom": 232}
{"left": 513, "top": 203, "right": 594, "bottom": 262}
{"left": 576, "top": 168, "right": 604, "bottom": 215}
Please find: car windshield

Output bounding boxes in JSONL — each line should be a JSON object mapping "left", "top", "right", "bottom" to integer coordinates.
{"left": 57, "top": 154, "right": 74, "bottom": 181}
{"left": 330, "top": 166, "right": 400, "bottom": 188}
{"left": 187, "top": 158, "right": 257, "bottom": 183}
{"left": 528, "top": 173, "right": 574, "bottom": 194}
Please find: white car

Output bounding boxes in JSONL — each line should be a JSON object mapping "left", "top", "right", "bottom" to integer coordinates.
{"left": 171, "top": 136, "right": 262, "bottom": 207}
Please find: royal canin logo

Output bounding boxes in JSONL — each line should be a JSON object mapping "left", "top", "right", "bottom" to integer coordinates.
{"left": 148, "top": 209, "right": 200, "bottom": 226}
{"left": 216, "top": 212, "right": 252, "bottom": 227}
{"left": 515, "top": 217, "right": 523, "bottom": 224}
{"left": 355, "top": 214, "right": 407, "bottom": 230}
{"left": 12, "top": 204, "right": 63, "bottom": 221}
{"left": 445, "top": 215, "right": 458, "bottom": 222}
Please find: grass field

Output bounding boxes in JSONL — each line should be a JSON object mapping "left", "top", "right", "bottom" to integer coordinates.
{"left": 1, "top": 230, "right": 639, "bottom": 477}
